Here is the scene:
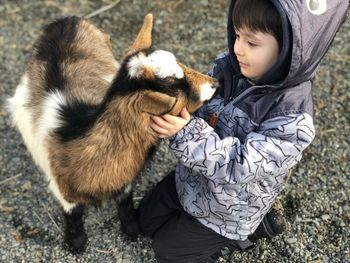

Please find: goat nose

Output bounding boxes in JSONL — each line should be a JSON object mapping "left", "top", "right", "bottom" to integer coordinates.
{"left": 200, "top": 81, "right": 218, "bottom": 101}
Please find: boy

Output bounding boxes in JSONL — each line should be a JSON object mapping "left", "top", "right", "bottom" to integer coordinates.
{"left": 137, "top": 0, "right": 348, "bottom": 262}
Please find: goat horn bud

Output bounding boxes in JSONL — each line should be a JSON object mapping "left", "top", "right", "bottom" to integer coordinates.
{"left": 127, "top": 13, "right": 153, "bottom": 56}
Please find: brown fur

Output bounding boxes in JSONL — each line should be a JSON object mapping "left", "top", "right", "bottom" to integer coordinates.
{"left": 48, "top": 93, "right": 156, "bottom": 204}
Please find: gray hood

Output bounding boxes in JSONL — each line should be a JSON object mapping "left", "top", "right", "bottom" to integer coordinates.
{"left": 227, "top": 0, "right": 349, "bottom": 87}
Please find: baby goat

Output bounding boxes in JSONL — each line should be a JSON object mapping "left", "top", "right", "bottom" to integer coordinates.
{"left": 7, "top": 14, "right": 218, "bottom": 251}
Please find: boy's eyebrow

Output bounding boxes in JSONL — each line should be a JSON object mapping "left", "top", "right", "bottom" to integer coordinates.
{"left": 234, "top": 27, "right": 262, "bottom": 42}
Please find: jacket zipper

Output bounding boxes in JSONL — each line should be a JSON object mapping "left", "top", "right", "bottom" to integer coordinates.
{"left": 209, "top": 85, "right": 276, "bottom": 129}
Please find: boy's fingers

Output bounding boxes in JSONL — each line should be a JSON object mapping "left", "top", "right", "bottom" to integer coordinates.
{"left": 150, "top": 121, "right": 169, "bottom": 136}
{"left": 151, "top": 115, "right": 173, "bottom": 129}
{"left": 161, "top": 114, "right": 180, "bottom": 124}
{"left": 149, "top": 110, "right": 190, "bottom": 139}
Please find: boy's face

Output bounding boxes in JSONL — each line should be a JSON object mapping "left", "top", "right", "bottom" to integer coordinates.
{"left": 234, "top": 27, "right": 280, "bottom": 81}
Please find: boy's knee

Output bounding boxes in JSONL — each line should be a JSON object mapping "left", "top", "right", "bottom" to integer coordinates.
{"left": 152, "top": 235, "right": 176, "bottom": 262}
{"left": 151, "top": 217, "right": 189, "bottom": 262}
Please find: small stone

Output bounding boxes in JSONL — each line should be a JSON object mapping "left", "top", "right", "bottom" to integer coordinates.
{"left": 21, "top": 181, "right": 32, "bottom": 192}
{"left": 321, "top": 214, "right": 331, "bottom": 221}
{"left": 285, "top": 237, "right": 298, "bottom": 244}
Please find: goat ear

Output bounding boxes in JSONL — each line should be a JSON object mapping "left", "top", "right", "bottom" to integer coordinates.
{"left": 127, "top": 14, "right": 153, "bottom": 56}
{"left": 139, "top": 91, "right": 177, "bottom": 115}
{"left": 178, "top": 62, "right": 207, "bottom": 85}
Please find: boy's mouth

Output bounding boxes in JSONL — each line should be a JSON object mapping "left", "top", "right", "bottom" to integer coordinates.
{"left": 238, "top": 61, "right": 249, "bottom": 68}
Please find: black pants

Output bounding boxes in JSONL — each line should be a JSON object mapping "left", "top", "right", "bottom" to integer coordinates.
{"left": 137, "top": 171, "right": 252, "bottom": 263}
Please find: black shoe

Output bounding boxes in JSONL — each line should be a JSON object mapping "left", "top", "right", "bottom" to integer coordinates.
{"left": 248, "top": 204, "right": 289, "bottom": 242}
{"left": 202, "top": 238, "right": 254, "bottom": 262}
{"left": 203, "top": 202, "right": 289, "bottom": 261}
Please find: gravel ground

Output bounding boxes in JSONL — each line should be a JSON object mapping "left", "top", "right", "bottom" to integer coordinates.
{"left": 0, "top": 1, "right": 349, "bottom": 262}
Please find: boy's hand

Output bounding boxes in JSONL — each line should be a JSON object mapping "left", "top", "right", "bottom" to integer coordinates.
{"left": 150, "top": 107, "right": 191, "bottom": 138}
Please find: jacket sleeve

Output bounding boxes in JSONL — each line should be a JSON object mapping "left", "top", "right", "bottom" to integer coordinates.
{"left": 169, "top": 112, "right": 315, "bottom": 184}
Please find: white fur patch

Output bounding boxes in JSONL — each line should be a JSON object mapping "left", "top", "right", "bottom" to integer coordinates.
{"left": 8, "top": 77, "right": 76, "bottom": 212}
{"left": 200, "top": 83, "right": 216, "bottom": 101}
{"left": 49, "top": 180, "right": 76, "bottom": 212}
{"left": 38, "top": 90, "right": 66, "bottom": 138}
{"left": 127, "top": 50, "right": 184, "bottom": 79}
{"left": 7, "top": 74, "right": 30, "bottom": 125}
{"left": 38, "top": 91, "right": 77, "bottom": 212}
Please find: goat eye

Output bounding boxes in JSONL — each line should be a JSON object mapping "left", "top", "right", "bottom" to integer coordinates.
{"left": 164, "top": 76, "right": 177, "bottom": 82}
{"left": 157, "top": 76, "right": 177, "bottom": 85}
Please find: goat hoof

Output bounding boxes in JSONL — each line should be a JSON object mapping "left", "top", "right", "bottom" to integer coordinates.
{"left": 65, "top": 231, "right": 88, "bottom": 253}
{"left": 121, "top": 220, "right": 140, "bottom": 240}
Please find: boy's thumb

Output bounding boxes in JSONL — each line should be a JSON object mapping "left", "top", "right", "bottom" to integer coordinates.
{"left": 180, "top": 107, "right": 191, "bottom": 120}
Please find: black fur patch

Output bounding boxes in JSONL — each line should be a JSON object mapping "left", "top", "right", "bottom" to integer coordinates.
{"left": 63, "top": 204, "right": 87, "bottom": 252}
{"left": 55, "top": 100, "right": 100, "bottom": 142}
{"left": 34, "top": 16, "right": 81, "bottom": 93}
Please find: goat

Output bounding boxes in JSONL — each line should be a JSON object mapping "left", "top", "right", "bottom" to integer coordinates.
{"left": 7, "top": 14, "right": 218, "bottom": 251}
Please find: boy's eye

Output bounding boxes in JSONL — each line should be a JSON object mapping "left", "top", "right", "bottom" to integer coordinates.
{"left": 248, "top": 41, "right": 258, "bottom": 47}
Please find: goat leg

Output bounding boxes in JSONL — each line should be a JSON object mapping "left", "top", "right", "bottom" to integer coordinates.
{"left": 116, "top": 189, "right": 141, "bottom": 240}
{"left": 63, "top": 204, "right": 87, "bottom": 252}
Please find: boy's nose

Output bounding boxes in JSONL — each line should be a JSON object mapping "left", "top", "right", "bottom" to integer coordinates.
{"left": 234, "top": 40, "right": 243, "bottom": 57}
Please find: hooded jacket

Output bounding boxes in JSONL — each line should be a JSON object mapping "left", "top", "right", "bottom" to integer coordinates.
{"left": 169, "top": 0, "right": 348, "bottom": 240}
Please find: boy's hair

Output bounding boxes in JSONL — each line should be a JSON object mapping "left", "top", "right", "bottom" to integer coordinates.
{"left": 232, "top": 0, "right": 282, "bottom": 48}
